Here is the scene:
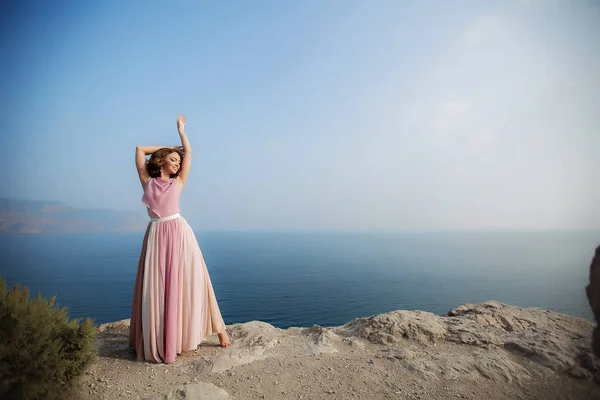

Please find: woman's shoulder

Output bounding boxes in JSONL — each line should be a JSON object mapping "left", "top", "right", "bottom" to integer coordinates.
{"left": 142, "top": 176, "right": 156, "bottom": 191}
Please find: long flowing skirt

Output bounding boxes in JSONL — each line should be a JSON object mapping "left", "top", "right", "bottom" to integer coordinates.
{"left": 129, "top": 216, "right": 225, "bottom": 364}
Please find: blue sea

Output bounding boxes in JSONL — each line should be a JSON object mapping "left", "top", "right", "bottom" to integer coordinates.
{"left": 0, "top": 230, "right": 597, "bottom": 328}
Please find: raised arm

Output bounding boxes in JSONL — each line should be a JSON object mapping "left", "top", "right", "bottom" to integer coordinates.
{"left": 176, "top": 115, "right": 192, "bottom": 187}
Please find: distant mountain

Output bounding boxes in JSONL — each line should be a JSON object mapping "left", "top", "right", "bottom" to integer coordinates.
{"left": 0, "top": 198, "right": 148, "bottom": 234}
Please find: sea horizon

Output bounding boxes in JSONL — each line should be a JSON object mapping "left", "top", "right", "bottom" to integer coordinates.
{"left": 1, "top": 229, "right": 596, "bottom": 328}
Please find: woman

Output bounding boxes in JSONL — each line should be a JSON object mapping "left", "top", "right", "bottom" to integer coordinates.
{"left": 129, "top": 115, "right": 230, "bottom": 364}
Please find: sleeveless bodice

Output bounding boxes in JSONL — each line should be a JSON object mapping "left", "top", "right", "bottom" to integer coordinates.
{"left": 142, "top": 178, "right": 181, "bottom": 218}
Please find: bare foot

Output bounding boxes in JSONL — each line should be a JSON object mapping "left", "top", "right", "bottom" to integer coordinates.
{"left": 218, "top": 330, "right": 231, "bottom": 348}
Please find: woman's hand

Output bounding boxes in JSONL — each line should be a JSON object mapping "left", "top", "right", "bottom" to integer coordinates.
{"left": 177, "top": 115, "right": 187, "bottom": 134}
{"left": 175, "top": 115, "right": 192, "bottom": 187}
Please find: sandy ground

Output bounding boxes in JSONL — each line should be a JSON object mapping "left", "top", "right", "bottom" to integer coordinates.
{"left": 73, "top": 302, "right": 600, "bottom": 400}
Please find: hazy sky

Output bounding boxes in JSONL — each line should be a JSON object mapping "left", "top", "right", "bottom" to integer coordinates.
{"left": 1, "top": 1, "right": 599, "bottom": 231}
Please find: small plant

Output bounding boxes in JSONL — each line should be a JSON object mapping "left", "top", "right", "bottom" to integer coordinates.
{"left": 0, "top": 278, "right": 97, "bottom": 400}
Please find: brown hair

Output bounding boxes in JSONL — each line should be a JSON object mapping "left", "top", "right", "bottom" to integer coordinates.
{"left": 147, "top": 148, "right": 185, "bottom": 178}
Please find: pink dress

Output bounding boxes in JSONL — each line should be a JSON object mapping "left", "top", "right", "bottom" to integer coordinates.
{"left": 129, "top": 177, "right": 225, "bottom": 364}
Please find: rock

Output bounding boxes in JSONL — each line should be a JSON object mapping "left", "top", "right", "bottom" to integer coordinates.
{"left": 335, "top": 300, "right": 592, "bottom": 384}
{"left": 578, "top": 351, "right": 597, "bottom": 372}
{"left": 303, "top": 325, "right": 340, "bottom": 346}
{"left": 87, "top": 295, "right": 596, "bottom": 400}
{"left": 348, "top": 338, "right": 366, "bottom": 350}
{"left": 503, "top": 335, "right": 573, "bottom": 371}
{"left": 383, "top": 347, "right": 417, "bottom": 361}
{"left": 228, "top": 321, "right": 281, "bottom": 349}
{"left": 97, "top": 319, "right": 131, "bottom": 333}
{"left": 445, "top": 301, "right": 593, "bottom": 377}
{"left": 586, "top": 245, "right": 600, "bottom": 358}
{"left": 569, "top": 367, "right": 592, "bottom": 380}
{"left": 336, "top": 310, "right": 447, "bottom": 345}
{"left": 209, "top": 321, "right": 281, "bottom": 373}
{"left": 334, "top": 298, "right": 592, "bottom": 381}
{"left": 447, "top": 301, "right": 535, "bottom": 333}
{"left": 383, "top": 343, "right": 530, "bottom": 383}
{"left": 144, "top": 382, "right": 229, "bottom": 399}
{"left": 444, "top": 316, "right": 504, "bottom": 348}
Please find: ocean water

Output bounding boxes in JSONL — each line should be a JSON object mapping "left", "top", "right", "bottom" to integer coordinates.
{"left": 0, "top": 230, "right": 597, "bottom": 328}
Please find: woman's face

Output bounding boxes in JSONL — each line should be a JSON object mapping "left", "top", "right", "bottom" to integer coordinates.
{"left": 162, "top": 152, "right": 181, "bottom": 175}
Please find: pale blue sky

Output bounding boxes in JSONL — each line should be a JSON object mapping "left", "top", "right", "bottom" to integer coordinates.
{"left": 2, "top": 0, "right": 599, "bottom": 230}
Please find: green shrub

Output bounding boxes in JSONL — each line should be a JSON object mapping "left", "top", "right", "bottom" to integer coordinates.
{"left": 0, "top": 278, "right": 97, "bottom": 400}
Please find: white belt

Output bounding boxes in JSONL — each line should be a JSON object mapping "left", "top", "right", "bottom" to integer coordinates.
{"left": 150, "top": 213, "right": 181, "bottom": 223}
